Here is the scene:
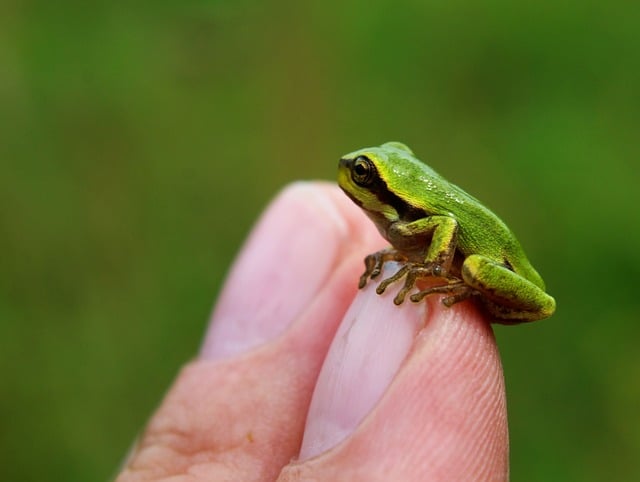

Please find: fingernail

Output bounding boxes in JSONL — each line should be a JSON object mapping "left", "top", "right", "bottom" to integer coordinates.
{"left": 298, "top": 263, "right": 425, "bottom": 460}
{"left": 200, "top": 183, "right": 349, "bottom": 360}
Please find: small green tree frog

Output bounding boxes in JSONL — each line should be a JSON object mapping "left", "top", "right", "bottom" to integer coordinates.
{"left": 338, "top": 142, "right": 555, "bottom": 324}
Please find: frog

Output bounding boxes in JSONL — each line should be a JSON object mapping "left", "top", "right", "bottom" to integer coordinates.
{"left": 337, "top": 141, "right": 555, "bottom": 324}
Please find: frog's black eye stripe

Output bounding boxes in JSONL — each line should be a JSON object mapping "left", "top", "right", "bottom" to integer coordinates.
{"left": 352, "top": 155, "right": 376, "bottom": 186}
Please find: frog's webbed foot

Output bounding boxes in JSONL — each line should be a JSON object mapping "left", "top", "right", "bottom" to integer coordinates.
{"left": 372, "top": 260, "right": 460, "bottom": 305}
{"left": 358, "top": 248, "right": 407, "bottom": 288}
{"left": 410, "top": 280, "right": 475, "bottom": 306}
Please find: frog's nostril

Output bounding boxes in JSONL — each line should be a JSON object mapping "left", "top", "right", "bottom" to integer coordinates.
{"left": 339, "top": 157, "right": 351, "bottom": 168}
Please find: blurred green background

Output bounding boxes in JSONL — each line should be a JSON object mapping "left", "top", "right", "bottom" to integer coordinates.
{"left": 2, "top": 0, "right": 639, "bottom": 480}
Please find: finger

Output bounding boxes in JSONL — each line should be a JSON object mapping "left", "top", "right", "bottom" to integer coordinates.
{"left": 282, "top": 279, "right": 508, "bottom": 481}
{"left": 116, "top": 182, "right": 384, "bottom": 482}
{"left": 201, "top": 181, "right": 374, "bottom": 360}
{"left": 298, "top": 262, "right": 426, "bottom": 459}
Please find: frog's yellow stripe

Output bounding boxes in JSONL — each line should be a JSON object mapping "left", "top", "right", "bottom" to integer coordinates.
{"left": 371, "top": 171, "right": 427, "bottom": 222}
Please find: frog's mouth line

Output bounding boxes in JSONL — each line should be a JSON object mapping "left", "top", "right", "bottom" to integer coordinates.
{"left": 338, "top": 184, "right": 364, "bottom": 209}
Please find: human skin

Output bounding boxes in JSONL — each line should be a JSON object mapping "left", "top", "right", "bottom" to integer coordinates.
{"left": 115, "top": 182, "right": 509, "bottom": 482}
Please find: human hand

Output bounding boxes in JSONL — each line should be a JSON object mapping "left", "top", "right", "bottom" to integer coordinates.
{"left": 115, "top": 182, "right": 508, "bottom": 482}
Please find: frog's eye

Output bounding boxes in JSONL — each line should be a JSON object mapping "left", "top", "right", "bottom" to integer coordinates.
{"left": 352, "top": 156, "right": 375, "bottom": 186}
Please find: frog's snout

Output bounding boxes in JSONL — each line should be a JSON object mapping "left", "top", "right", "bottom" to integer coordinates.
{"left": 339, "top": 157, "right": 352, "bottom": 169}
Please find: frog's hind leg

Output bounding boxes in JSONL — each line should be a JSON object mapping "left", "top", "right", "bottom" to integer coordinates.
{"left": 461, "top": 254, "right": 556, "bottom": 323}
{"left": 409, "top": 280, "right": 473, "bottom": 306}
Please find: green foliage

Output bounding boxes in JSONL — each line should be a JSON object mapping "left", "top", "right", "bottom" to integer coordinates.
{"left": 1, "top": 1, "right": 639, "bottom": 480}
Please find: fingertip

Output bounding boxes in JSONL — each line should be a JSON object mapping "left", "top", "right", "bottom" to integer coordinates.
{"left": 290, "top": 292, "right": 508, "bottom": 480}
{"left": 387, "top": 299, "right": 509, "bottom": 479}
{"left": 298, "top": 267, "right": 425, "bottom": 460}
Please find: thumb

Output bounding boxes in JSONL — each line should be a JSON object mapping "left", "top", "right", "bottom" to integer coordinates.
{"left": 281, "top": 270, "right": 509, "bottom": 481}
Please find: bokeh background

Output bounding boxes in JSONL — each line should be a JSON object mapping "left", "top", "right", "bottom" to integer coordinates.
{"left": 2, "top": 1, "right": 639, "bottom": 480}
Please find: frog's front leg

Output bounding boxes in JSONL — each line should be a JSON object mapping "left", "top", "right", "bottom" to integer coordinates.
{"left": 358, "top": 248, "right": 407, "bottom": 288}
{"left": 461, "top": 254, "right": 556, "bottom": 323}
{"left": 372, "top": 216, "right": 460, "bottom": 302}
{"left": 387, "top": 215, "right": 459, "bottom": 276}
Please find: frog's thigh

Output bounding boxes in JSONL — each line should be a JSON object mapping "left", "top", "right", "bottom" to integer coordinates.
{"left": 461, "top": 254, "right": 554, "bottom": 313}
